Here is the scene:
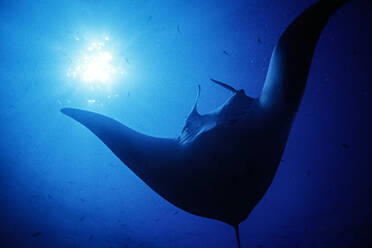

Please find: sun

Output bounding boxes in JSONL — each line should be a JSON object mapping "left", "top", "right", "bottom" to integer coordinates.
{"left": 67, "top": 36, "right": 125, "bottom": 89}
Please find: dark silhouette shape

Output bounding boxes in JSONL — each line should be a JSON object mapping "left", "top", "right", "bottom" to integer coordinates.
{"left": 223, "top": 50, "right": 230, "bottom": 55}
{"left": 341, "top": 143, "right": 350, "bottom": 149}
{"left": 147, "top": 16, "right": 152, "bottom": 24}
{"left": 61, "top": 1, "right": 349, "bottom": 247}
{"left": 32, "top": 232, "right": 42, "bottom": 237}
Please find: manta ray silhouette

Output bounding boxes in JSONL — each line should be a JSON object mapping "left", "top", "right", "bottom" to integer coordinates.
{"left": 61, "top": 1, "right": 349, "bottom": 247}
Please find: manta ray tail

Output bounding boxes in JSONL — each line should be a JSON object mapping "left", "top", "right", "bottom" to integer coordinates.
{"left": 260, "top": 0, "right": 350, "bottom": 114}
{"left": 234, "top": 224, "right": 241, "bottom": 248}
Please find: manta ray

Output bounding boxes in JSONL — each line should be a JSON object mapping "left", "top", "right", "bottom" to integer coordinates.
{"left": 61, "top": 1, "right": 349, "bottom": 247}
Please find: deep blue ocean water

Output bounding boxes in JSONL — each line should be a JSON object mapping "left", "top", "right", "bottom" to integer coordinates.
{"left": 0, "top": 0, "right": 370, "bottom": 247}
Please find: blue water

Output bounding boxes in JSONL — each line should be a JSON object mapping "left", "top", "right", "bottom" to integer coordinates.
{"left": 0, "top": 0, "right": 370, "bottom": 247}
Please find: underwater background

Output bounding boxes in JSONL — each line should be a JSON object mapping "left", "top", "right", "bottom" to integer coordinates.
{"left": 0, "top": 0, "right": 370, "bottom": 247}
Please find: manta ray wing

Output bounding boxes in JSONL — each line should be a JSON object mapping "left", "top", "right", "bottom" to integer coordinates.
{"left": 61, "top": 108, "right": 185, "bottom": 199}
{"left": 260, "top": 0, "right": 350, "bottom": 116}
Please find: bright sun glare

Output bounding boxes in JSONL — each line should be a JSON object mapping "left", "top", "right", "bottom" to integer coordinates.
{"left": 67, "top": 36, "right": 125, "bottom": 89}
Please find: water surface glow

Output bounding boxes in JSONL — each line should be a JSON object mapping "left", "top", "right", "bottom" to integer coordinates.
{"left": 66, "top": 36, "right": 125, "bottom": 90}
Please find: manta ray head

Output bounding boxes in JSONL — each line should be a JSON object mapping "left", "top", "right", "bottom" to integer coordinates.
{"left": 179, "top": 79, "right": 256, "bottom": 145}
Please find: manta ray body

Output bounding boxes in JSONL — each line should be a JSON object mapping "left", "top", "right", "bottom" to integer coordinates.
{"left": 62, "top": 1, "right": 349, "bottom": 247}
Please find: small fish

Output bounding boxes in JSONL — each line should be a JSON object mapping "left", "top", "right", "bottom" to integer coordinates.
{"left": 341, "top": 143, "right": 350, "bottom": 149}
{"left": 352, "top": 48, "right": 358, "bottom": 56}
{"left": 32, "top": 232, "right": 42, "bottom": 237}
{"left": 147, "top": 16, "right": 152, "bottom": 24}
{"left": 186, "top": 232, "right": 200, "bottom": 237}
{"left": 257, "top": 38, "right": 263, "bottom": 44}
{"left": 223, "top": 50, "right": 229, "bottom": 56}
{"left": 229, "top": 119, "right": 238, "bottom": 125}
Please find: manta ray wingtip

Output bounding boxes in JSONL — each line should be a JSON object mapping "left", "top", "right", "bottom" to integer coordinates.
{"left": 60, "top": 107, "right": 78, "bottom": 117}
{"left": 61, "top": 107, "right": 71, "bottom": 115}
{"left": 60, "top": 108, "right": 90, "bottom": 121}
